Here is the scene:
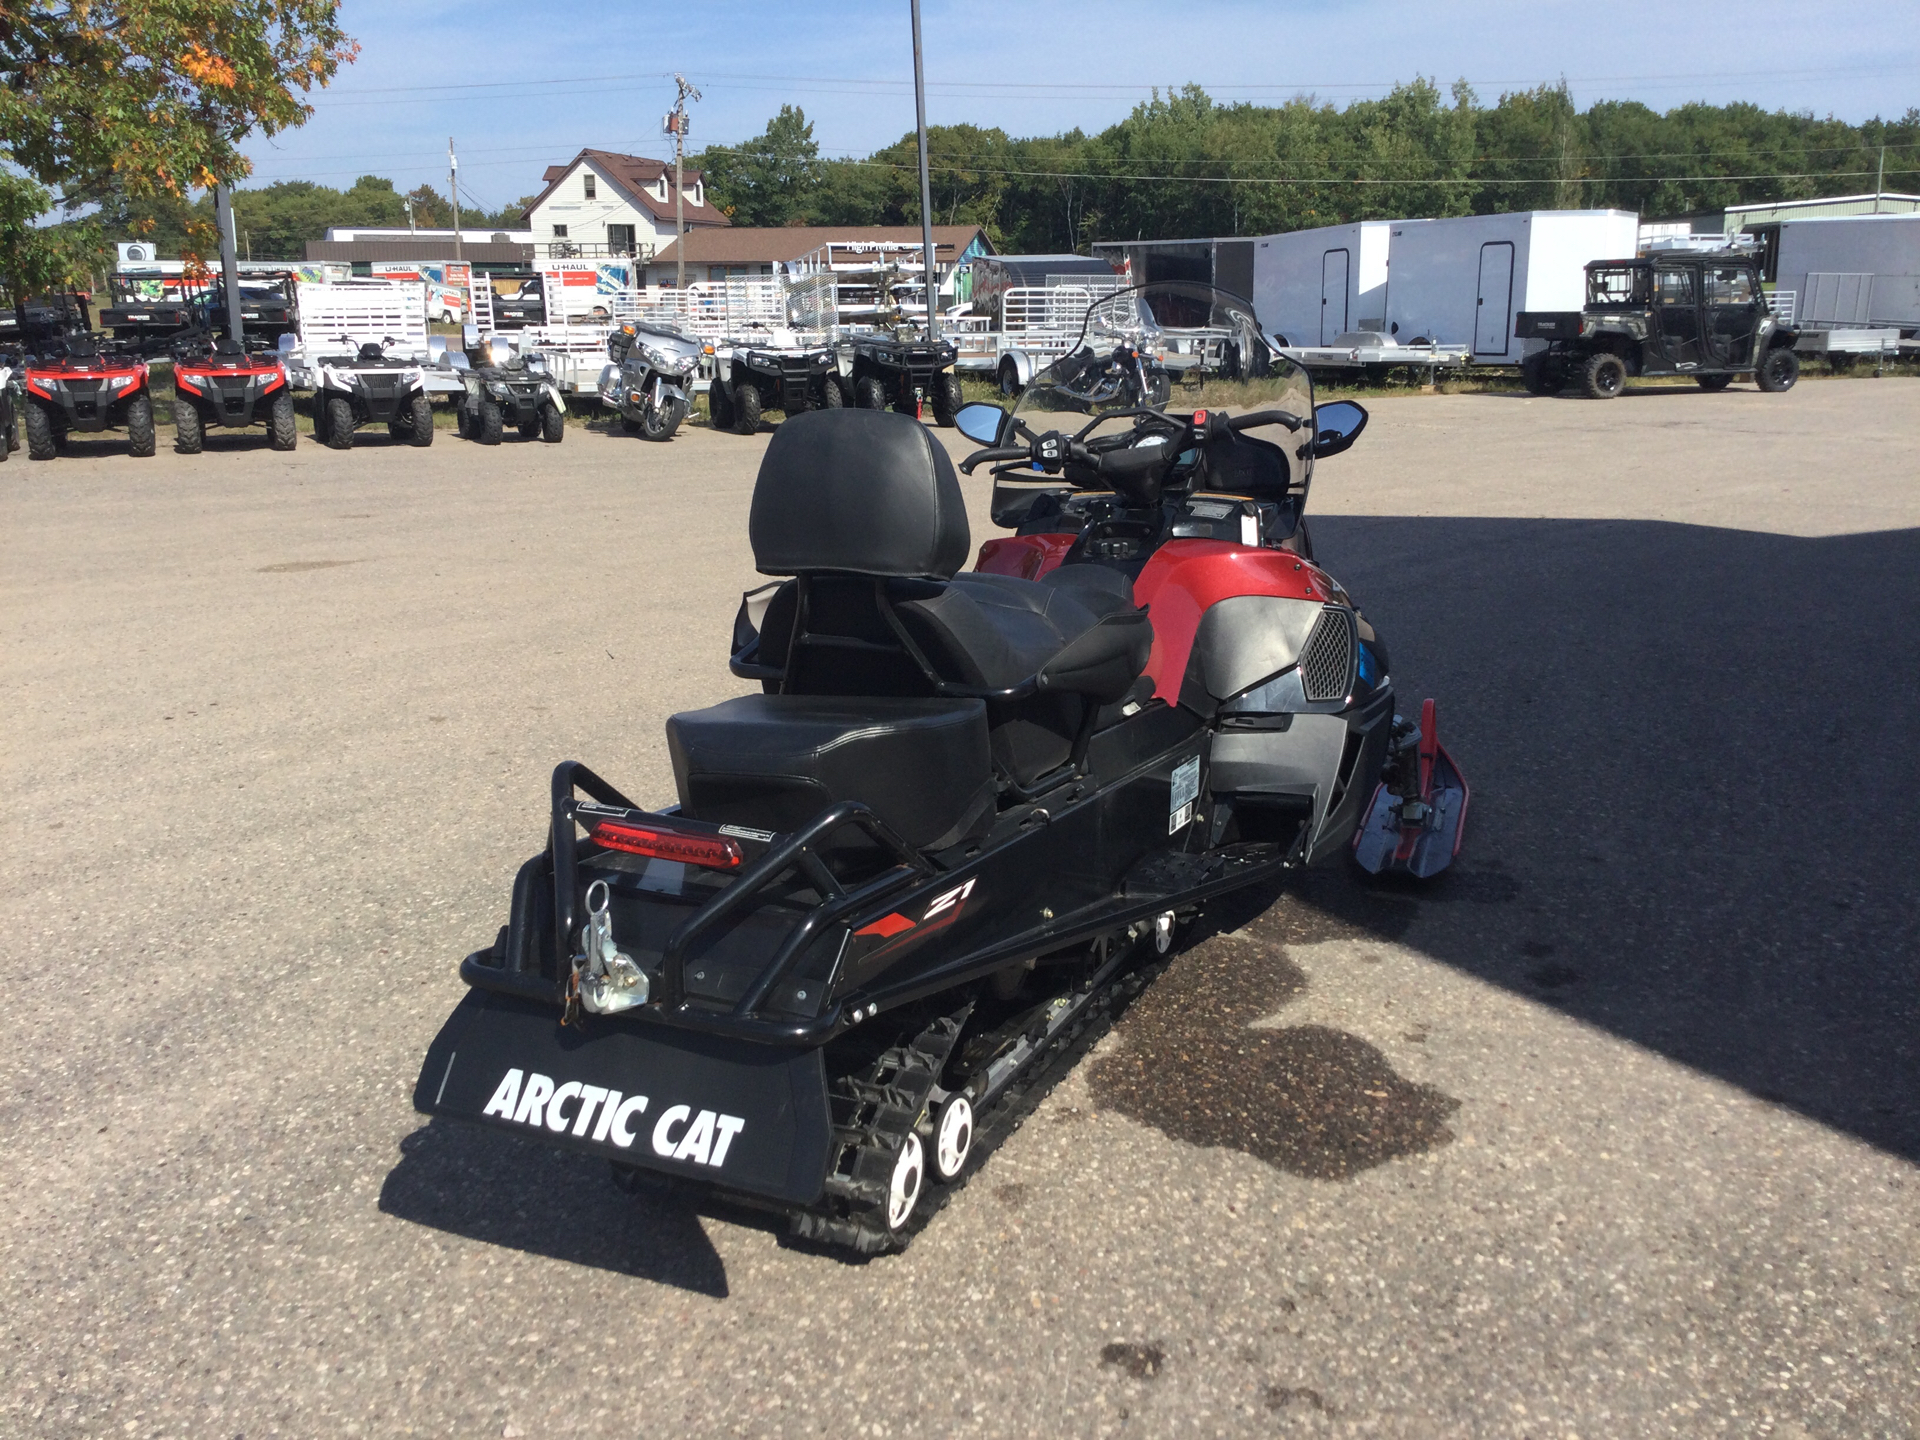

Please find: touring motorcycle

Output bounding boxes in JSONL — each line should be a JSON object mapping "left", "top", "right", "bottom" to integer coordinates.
{"left": 413, "top": 282, "right": 1467, "bottom": 1252}
{"left": 601, "top": 320, "right": 702, "bottom": 442}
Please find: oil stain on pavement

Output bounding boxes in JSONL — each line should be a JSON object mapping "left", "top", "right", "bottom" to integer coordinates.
{"left": 1086, "top": 930, "right": 1458, "bottom": 1180}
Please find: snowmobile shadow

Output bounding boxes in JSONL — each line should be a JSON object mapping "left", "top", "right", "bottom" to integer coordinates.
{"left": 1085, "top": 924, "right": 1460, "bottom": 1178}
{"left": 1273, "top": 514, "right": 1920, "bottom": 1165}
{"left": 378, "top": 1118, "right": 730, "bottom": 1297}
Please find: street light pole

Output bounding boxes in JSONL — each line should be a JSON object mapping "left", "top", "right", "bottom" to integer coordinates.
{"left": 449, "top": 138, "right": 463, "bottom": 261}
{"left": 910, "top": 0, "right": 938, "bottom": 339}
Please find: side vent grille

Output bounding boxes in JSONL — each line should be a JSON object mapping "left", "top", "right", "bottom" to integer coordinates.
{"left": 1299, "top": 608, "right": 1357, "bottom": 703}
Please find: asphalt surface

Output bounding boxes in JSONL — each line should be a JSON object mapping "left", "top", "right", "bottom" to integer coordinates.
{"left": 3, "top": 379, "right": 1917, "bottom": 1438}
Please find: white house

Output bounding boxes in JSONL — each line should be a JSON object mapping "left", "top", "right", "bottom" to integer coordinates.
{"left": 522, "top": 149, "right": 730, "bottom": 260}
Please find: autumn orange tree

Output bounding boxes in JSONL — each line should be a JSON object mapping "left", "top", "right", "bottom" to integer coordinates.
{"left": 0, "top": 0, "right": 357, "bottom": 324}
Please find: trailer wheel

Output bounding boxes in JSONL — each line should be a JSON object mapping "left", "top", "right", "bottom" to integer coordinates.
{"left": 997, "top": 359, "right": 1022, "bottom": 397}
{"left": 24, "top": 398, "right": 57, "bottom": 460}
{"left": 268, "top": 392, "right": 298, "bottom": 451}
{"left": 324, "top": 396, "right": 355, "bottom": 450}
{"left": 732, "top": 382, "right": 762, "bottom": 435}
{"left": 172, "top": 398, "right": 204, "bottom": 454}
{"left": 1695, "top": 374, "right": 1733, "bottom": 392}
{"left": 886, "top": 1133, "right": 925, "bottom": 1232}
{"left": 706, "top": 378, "right": 734, "bottom": 430}
{"left": 855, "top": 375, "right": 888, "bottom": 411}
{"left": 1580, "top": 351, "right": 1626, "bottom": 400}
{"left": 407, "top": 393, "right": 434, "bottom": 446}
{"left": 475, "top": 397, "right": 503, "bottom": 445}
{"left": 539, "top": 400, "right": 565, "bottom": 443}
{"left": 1755, "top": 346, "right": 1799, "bottom": 394}
{"left": 930, "top": 372, "right": 963, "bottom": 427}
{"left": 126, "top": 393, "right": 156, "bottom": 457}
{"left": 817, "top": 374, "right": 845, "bottom": 408}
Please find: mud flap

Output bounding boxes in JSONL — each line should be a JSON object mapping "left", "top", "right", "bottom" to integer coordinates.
{"left": 1351, "top": 699, "right": 1468, "bottom": 879}
{"left": 413, "top": 990, "right": 834, "bottom": 1206}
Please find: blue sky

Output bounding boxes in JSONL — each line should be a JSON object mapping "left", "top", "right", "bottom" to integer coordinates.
{"left": 240, "top": 0, "right": 1920, "bottom": 215}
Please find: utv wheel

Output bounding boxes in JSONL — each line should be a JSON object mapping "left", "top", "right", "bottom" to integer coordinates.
{"left": 1581, "top": 351, "right": 1626, "bottom": 400}
{"left": 24, "top": 399, "right": 57, "bottom": 460}
{"left": 311, "top": 392, "right": 330, "bottom": 446}
{"left": 324, "top": 396, "right": 355, "bottom": 450}
{"left": 475, "top": 397, "right": 503, "bottom": 445}
{"left": 706, "top": 379, "right": 735, "bottom": 430}
{"left": 1695, "top": 373, "right": 1733, "bottom": 393}
{"left": 997, "top": 359, "right": 1022, "bottom": 397}
{"left": 540, "top": 400, "right": 565, "bottom": 443}
{"left": 1521, "top": 354, "right": 1558, "bottom": 396}
{"left": 732, "top": 382, "right": 762, "bottom": 435}
{"left": 407, "top": 393, "right": 434, "bottom": 446}
{"left": 932, "top": 1096, "right": 974, "bottom": 1181}
{"left": 930, "top": 372, "right": 963, "bottom": 427}
{"left": 172, "top": 398, "right": 204, "bottom": 454}
{"left": 1756, "top": 346, "right": 1800, "bottom": 393}
{"left": 817, "top": 374, "right": 845, "bottom": 408}
{"left": 886, "top": 1133, "right": 925, "bottom": 1232}
{"left": 267, "top": 391, "right": 298, "bottom": 450}
{"left": 125, "top": 394, "right": 156, "bottom": 457}
{"left": 855, "top": 375, "right": 888, "bottom": 411}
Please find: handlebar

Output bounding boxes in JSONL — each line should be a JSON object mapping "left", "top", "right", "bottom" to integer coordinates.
{"left": 958, "top": 446, "right": 1033, "bottom": 475}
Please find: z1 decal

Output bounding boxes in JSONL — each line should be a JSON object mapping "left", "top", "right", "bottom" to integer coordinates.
{"left": 479, "top": 1068, "right": 745, "bottom": 1168}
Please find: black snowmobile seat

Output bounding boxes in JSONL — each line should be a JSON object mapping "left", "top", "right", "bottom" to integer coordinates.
{"left": 745, "top": 409, "right": 1154, "bottom": 784}
{"left": 666, "top": 695, "right": 994, "bottom": 853}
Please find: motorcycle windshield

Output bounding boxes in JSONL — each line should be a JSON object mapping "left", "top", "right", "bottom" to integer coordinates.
{"left": 1007, "top": 280, "right": 1314, "bottom": 501}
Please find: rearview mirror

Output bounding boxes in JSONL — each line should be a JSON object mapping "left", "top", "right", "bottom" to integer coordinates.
{"left": 955, "top": 402, "right": 1006, "bottom": 446}
{"left": 1311, "top": 400, "right": 1368, "bottom": 460}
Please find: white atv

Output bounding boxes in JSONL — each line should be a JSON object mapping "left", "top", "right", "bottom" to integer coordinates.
{"left": 307, "top": 337, "right": 438, "bottom": 450}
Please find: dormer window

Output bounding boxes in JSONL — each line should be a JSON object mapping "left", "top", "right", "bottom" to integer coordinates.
{"left": 583, "top": 173, "right": 596, "bottom": 200}
{"left": 654, "top": 178, "right": 668, "bottom": 202}
{"left": 691, "top": 181, "right": 703, "bottom": 207}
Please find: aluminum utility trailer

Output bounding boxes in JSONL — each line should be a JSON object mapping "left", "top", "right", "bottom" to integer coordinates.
{"left": 282, "top": 280, "right": 464, "bottom": 396}
{"left": 1277, "top": 332, "right": 1469, "bottom": 377}
{"left": 1765, "top": 213, "right": 1920, "bottom": 343}
{"left": 949, "top": 278, "right": 1125, "bottom": 393}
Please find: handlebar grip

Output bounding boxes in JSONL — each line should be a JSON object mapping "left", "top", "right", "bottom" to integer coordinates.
{"left": 1227, "top": 408, "right": 1306, "bottom": 432}
{"left": 960, "top": 446, "right": 1033, "bottom": 474}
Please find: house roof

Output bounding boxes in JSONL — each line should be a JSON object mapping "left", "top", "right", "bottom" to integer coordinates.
{"left": 526, "top": 149, "right": 731, "bottom": 228}
{"left": 651, "top": 225, "right": 991, "bottom": 268}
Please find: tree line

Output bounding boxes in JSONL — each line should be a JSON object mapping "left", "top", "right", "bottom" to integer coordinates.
{"left": 695, "top": 83, "right": 1920, "bottom": 251}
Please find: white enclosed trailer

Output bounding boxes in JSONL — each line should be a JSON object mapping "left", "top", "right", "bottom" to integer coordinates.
{"left": 1250, "top": 222, "right": 1398, "bottom": 346}
{"left": 1382, "top": 210, "right": 1640, "bottom": 363}
{"left": 1768, "top": 213, "right": 1920, "bottom": 334}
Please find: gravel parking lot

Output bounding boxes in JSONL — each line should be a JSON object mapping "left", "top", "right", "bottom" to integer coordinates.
{"left": 3, "top": 378, "right": 1917, "bottom": 1438}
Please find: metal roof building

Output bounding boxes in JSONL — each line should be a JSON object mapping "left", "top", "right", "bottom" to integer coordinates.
{"left": 1723, "top": 193, "right": 1920, "bottom": 232}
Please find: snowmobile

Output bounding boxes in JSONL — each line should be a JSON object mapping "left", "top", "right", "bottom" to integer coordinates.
{"left": 413, "top": 281, "right": 1466, "bottom": 1253}
{"left": 21, "top": 338, "right": 156, "bottom": 459}
{"left": 599, "top": 321, "right": 702, "bottom": 441}
{"left": 708, "top": 325, "right": 841, "bottom": 435}
{"left": 0, "top": 350, "right": 20, "bottom": 462}
{"left": 310, "top": 336, "right": 436, "bottom": 450}
{"left": 458, "top": 339, "right": 566, "bottom": 445}
{"left": 170, "top": 333, "right": 298, "bottom": 453}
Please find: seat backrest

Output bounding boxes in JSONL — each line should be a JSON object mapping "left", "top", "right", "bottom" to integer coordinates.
{"left": 749, "top": 408, "right": 970, "bottom": 581}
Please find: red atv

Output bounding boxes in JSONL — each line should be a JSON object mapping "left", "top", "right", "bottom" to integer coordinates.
{"left": 171, "top": 337, "right": 298, "bottom": 453}
{"left": 23, "top": 340, "right": 156, "bottom": 459}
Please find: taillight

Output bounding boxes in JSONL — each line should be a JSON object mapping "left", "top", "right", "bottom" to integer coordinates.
{"left": 589, "top": 820, "right": 743, "bottom": 869}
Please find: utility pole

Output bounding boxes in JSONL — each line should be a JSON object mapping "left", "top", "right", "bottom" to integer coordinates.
{"left": 448, "top": 138, "right": 463, "bottom": 261}
{"left": 214, "top": 183, "right": 244, "bottom": 346}
{"left": 910, "top": 0, "right": 938, "bottom": 338}
{"left": 405, "top": 197, "right": 416, "bottom": 236}
{"left": 666, "top": 74, "right": 701, "bottom": 288}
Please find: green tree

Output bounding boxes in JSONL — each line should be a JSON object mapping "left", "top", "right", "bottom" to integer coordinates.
{"left": 698, "top": 104, "right": 824, "bottom": 226}
{"left": 0, "top": 174, "right": 106, "bottom": 330}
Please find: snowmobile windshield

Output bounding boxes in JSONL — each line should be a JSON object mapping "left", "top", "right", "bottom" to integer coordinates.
{"left": 1005, "top": 280, "right": 1313, "bottom": 503}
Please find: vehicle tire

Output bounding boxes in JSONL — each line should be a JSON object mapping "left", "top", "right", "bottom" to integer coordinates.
{"left": 732, "top": 382, "right": 762, "bottom": 435}
{"left": 1755, "top": 346, "right": 1799, "bottom": 393}
{"left": 1147, "top": 371, "right": 1172, "bottom": 407}
{"left": 267, "top": 392, "right": 298, "bottom": 450}
{"left": 855, "top": 375, "right": 888, "bottom": 411}
{"left": 932, "top": 1095, "right": 973, "bottom": 1181}
{"left": 126, "top": 393, "right": 156, "bottom": 457}
{"left": 540, "top": 400, "right": 565, "bottom": 443}
{"left": 325, "top": 396, "right": 355, "bottom": 450}
{"left": 638, "top": 400, "right": 677, "bottom": 441}
{"left": 891, "top": 389, "right": 919, "bottom": 418}
{"left": 706, "top": 378, "right": 735, "bottom": 430}
{"left": 1695, "top": 374, "right": 1734, "bottom": 392}
{"left": 407, "top": 393, "right": 434, "bottom": 446}
{"left": 930, "top": 372, "right": 963, "bottom": 426}
{"left": 173, "top": 398, "right": 204, "bottom": 454}
{"left": 1581, "top": 351, "right": 1626, "bottom": 400}
{"left": 997, "top": 358, "right": 1022, "bottom": 397}
{"left": 311, "top": 392, "right": 330, "bottom": 446}
{"left": 475, "top": 397, "right": 503, "bottom": 445}
{"left": 24, "top": 399, "right": 57, "bottom": 460}
{"left": 1521, "top": 354, "right": 1558, "bottom": 396}
{"left": 817, "top": 373, "right": 845, "bottom": 408}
